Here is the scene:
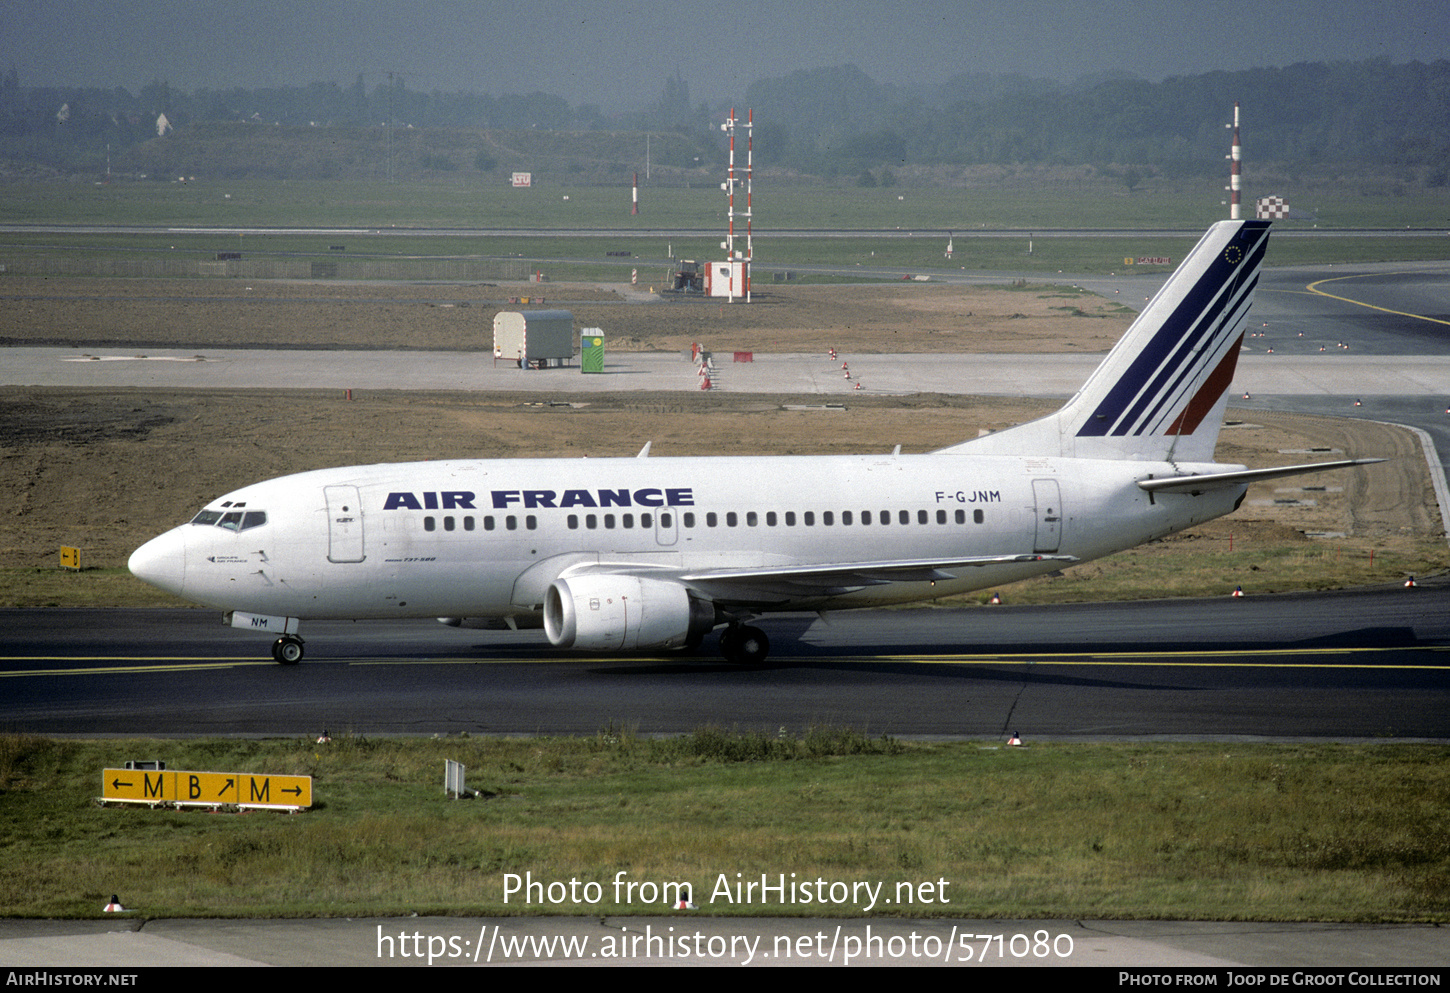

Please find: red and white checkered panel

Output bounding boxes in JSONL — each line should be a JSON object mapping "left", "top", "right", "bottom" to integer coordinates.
{"left": 1256, "top": 196, "right": 1288, "bottom": 219}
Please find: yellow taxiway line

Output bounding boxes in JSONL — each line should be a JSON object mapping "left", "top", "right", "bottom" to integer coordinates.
{"left": 3, "top": 644, "right": 1448, "bottom": 677}
{"left": 1306, "top": 271, "right": 1450, "bottom": 327}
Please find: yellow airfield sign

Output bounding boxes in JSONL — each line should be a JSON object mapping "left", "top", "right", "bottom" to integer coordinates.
{"left": 101, "top": 768, "right": 172, "bottom": 804}
{"left": 101, "top": 768, "right": 312, "bottom": 810}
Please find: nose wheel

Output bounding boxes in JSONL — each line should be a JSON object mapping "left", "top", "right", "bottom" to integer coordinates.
{"left": 272, "top": 636, "right": 305, "bottom": 664}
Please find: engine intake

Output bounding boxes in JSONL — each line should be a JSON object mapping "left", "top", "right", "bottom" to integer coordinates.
{"left": 544, "top": 575, "right": 715, "bottom": 651}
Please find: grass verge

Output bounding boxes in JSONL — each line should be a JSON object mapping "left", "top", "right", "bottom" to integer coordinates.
{"left": 2, "top": 733, "right": 1447, "bottom": 921}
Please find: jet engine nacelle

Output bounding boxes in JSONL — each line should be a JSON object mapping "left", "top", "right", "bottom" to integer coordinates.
{"left": 544, "top": 574, "right": 715, "bottom": 651}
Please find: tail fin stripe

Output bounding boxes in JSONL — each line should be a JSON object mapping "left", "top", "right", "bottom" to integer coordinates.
{"left": 1135, "top": 231, "right": 1267, "bottom": 434}
{"left": 1130, "top": 270, "right": 1259, "bottom": 436}
{"left": 1078, "top": 270, "right": 1241, "bottom": 436}
{"left": 1166, "top": 333, "right": 1244, "bottom": 435}
{"left": 1105, "top": 233, "right": 1264, "bottom": 435}
{"left": 1112, "top": 269, "right": 1250, "bottom": 434}
{"left": 1077, "top": 225, "right": 1268, "bottom": 439}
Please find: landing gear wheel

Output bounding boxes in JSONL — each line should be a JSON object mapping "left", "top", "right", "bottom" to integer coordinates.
{"left": 272, "top": 636, "right": 304, "bottom": 665}
{"left": 719, "top": 625, "right": 769, "bottom": 665}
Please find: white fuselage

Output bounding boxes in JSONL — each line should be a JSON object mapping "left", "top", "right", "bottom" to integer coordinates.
{"left": 130, "top": 452, "right": 1244, "bottom": 623}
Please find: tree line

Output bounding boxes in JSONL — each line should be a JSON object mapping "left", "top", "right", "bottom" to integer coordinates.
{"left": 1, "top": 58, "right": 1445, "bottom": 182}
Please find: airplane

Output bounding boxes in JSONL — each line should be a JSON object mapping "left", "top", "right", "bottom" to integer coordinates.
{"left": 129, "top": 219, "right": 1380, "bottom": 665}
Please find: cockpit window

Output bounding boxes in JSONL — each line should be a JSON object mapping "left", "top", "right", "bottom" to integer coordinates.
{"left": 191, "top": 509, "right": 267, "bottom": 532}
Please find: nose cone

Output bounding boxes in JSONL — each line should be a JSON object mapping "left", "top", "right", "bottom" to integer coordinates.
{"left": 128, "top": 528, "right": 187, "bottom": 597}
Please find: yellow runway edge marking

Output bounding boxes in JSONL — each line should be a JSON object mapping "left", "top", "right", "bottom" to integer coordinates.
{"left": 5, "top": 645, "right": 1448, "bottom": 676}
{"left": 1, "top": 658, "right": 279, "bottom": 677}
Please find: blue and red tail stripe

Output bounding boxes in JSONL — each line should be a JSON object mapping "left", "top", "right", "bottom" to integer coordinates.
{"left": 1077, "top": 221, "right": 1270, "bottom": 439}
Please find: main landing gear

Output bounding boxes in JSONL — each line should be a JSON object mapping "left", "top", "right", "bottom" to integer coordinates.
{"left": 271, "top": 635, "right": 305, "bottom": 665}
{"left": 718, "top": 624, "right": 770, "bottom": 665}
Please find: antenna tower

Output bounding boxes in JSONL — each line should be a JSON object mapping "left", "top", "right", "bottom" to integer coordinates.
{"left": 720, "top": 108, "right": 753, "bottom": 302}
{"left": 1226, "top": 102, "right": 1241, "bottom": 220}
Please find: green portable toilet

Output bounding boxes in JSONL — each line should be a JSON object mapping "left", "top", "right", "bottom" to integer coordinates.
{"left": 580, "top": 329, "right": 605, "bottom": 374}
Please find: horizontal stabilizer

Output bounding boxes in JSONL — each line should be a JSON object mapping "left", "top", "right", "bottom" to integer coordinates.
{"left": 1137, "top": 459, "right": 1385, "bottom": 495}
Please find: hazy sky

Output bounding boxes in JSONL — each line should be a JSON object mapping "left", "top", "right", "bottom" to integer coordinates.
{"left": 7, "top": 0, "right": 1448, "bottom": 109}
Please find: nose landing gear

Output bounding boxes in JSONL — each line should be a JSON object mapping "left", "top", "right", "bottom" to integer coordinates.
{"left": 272, "top": 635, "right": 305, "bottom": 664}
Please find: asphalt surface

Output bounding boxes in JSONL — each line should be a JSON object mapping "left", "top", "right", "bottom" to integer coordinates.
{"left": 4, "top": 585, "right": 1449, "bottom": 738}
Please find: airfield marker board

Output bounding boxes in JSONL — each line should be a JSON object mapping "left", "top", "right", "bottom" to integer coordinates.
{"left": 101, "top": 768, "right": 311, "bottom": 811}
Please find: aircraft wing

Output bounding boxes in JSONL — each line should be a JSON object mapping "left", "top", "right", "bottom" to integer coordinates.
{"left": 1138, "top": 459, "right": 1384, "bottom": 495}
{"left": 670, "top": 553, "right": 1079, "bottom": 601}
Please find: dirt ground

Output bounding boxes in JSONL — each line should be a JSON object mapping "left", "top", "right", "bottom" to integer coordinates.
{"left": 0, "top": 276, "right": 1442, "bottom": 604}
{"left": 0, "top": 276, "right": 1134, "bottom": 354}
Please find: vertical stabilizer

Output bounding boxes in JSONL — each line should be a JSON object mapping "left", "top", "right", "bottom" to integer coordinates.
{"left": 939, "top": 219, "right": 1270, "bottom": 462}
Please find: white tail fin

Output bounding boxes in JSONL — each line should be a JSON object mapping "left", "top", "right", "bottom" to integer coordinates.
{"left": 939, "top": 219, "right": 1271, "bottom": 462}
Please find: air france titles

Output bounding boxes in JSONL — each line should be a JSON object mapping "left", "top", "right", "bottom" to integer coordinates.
{"left": 382, "top": 489, "right": 695, "bottom": 511}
